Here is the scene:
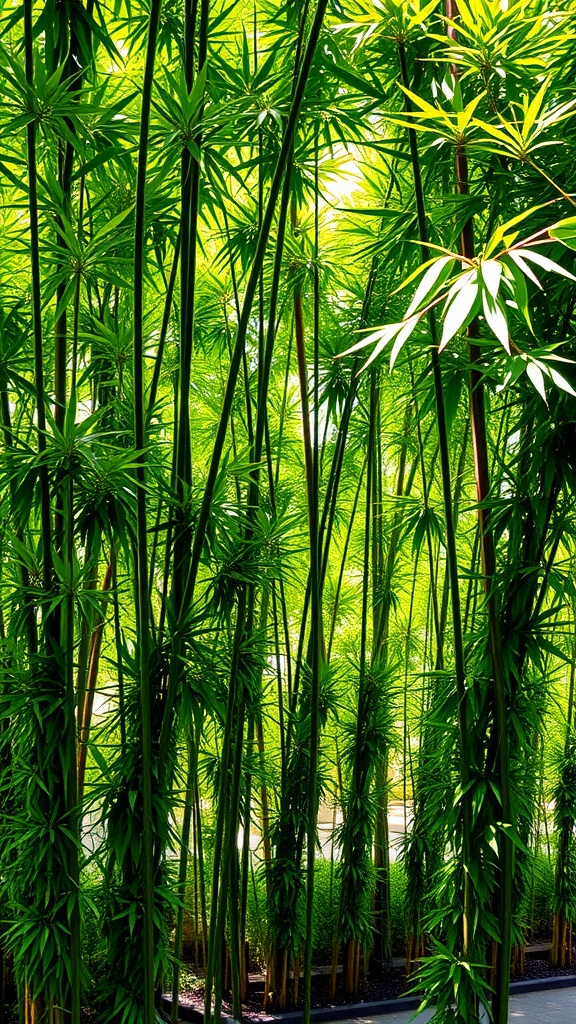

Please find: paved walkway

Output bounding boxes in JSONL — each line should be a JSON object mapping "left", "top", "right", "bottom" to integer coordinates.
{"left": 336, "top": 987, "right": 576, "bottom": 1023}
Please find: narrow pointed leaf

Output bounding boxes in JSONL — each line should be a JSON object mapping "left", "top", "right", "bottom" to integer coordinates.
{"left": 341, "top": 321, "right": 404, "bottom": 358}
{"left": 481, "top": 288, "right": 510, "bottom": 353}
{"left": 405, "top": 256, "right": 454, "bottom": 317}
{"left": 523, "top": 78, "right": 549, "bottom": 138}
{"left": 501, "top": 256, "right": 533, "bottom": 331}
{"left": 526, "top": 361, "right": 547, "bottom": 402}
{"left": 508, "top": 250, "right": 543, "bottom": 289}
{"left": 484, "top": 200, "right": 554, "bottom": 257}
{"left": 479, "top": 259, "right": 502, "bottom": 299}
{"left": 515, "top": 247, "right": 576, "bottom": 283}
{"left": 362, "top": 317, "right": 420, "bottom": 371}
{"left": 388, "top": 316, "right": 421, "bottom": 369}
{"left": 549, "top": 216, "right": 576, "bottom": 251}
{"left": 548, "top": 366, "right": 576, "bottom": 396}
{"left": 440, "top": 272, "right": 479, "bottom": 350}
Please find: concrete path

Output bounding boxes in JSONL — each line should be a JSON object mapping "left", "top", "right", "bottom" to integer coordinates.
{"left": 334, "top": 986, "right": 576, "bottom": 1023}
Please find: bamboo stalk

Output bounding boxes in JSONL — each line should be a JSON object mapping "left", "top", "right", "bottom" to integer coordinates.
{"left": 133, "top": 2, "right": 163, "bottom": 1019}
{"left": 160, "top": 0, "right": 330, "bottom": 772}
{"left": 24, "top": 0, "right": 52, "bottom": 599}
{"left": 397, "top": 38, "right": 473, "bottom": 972}
{"left": 172, "top": 0, "right": 209, "bottom": 618}
{"left": 455, "top": 132, "right": 514, "bottom": 1024}
{"left": 77, "top": 558, "right": 114, "bottom": 803}
{"left": 240, "top": 712, "right": 255, "bottom": 1002}
{"left": 204, "top": 588, "right": 247, "bottom": 1022}
{"left": 171, "top": 729, "right": 199, "bottom": 1023}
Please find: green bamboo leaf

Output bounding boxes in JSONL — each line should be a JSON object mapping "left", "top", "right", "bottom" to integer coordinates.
{"left": 484, "top": 201, "right": 554, "bottom": 258}
{"left": 481, "top": 290, "right": 510, "bottom": 352}
{"left": 51, "top": 548, "right": 71, "bottom": 585}
{"left": 241, "top": 27, "right": 250, "bottom": 81}
{"left": 496, "top": 822, "right": 530, "bottom": 855}
{"left": 549, "top": 216, "right": 576, "bottom": 251}
{"left": 210, "top": 0, "right": 242, "bottom": 31}
{"left": 340, "top": 321, "right": 404, "bottom": 359}
{"left": 51, "top": 278, "right": 78, "bottom": 322}
{"left": 523, "top": 77, "right": 550, "bottom": 138}
{"left": 398, "top": 83, "right": 444, "bottom": 118}
{"left": 9, "top": 534, "right": 37, "bottom": 572}
{"left": 479, "top": 263, "right": 510, "bottom": 353}
{"left": 507, "top": 250, "right": 543, "bottom": 289}
{"left": 439, "top": 271, "right": 479, "bottom": 350}
{"left": 188, "top": 63, "right": 207, "bottom": 114}
{"left": 515, "top": 247, "right": 576, "bottom": 283}
{"left": 0, "top": 158, "right": 27, "bottom": 190}
{"left": 70, "top": 146, "right": 133, "bottom": 182}
{"left": 388, "top": 315, "right": 421, "bottom": 369}
{"left": 526, "top": 360, "right": 547, "bottom": 402}
{"left": 325, "top": 58, "right": 384, "bottom": 101}
{"left": 547, "top": 365, "right": 576, "bottom": 396}
{"left": 91, "top": 205, "right": 134, "bottom": 243}
{"left": 362, "top": 317, "right": 420, "bottom": 370}
{"left": 479, "top": 259, "right": 502, "bottom": 299}
{"left": 252, "top": 48, "right": 280, "bottom": 90}
{"left": 500, "top": 256, "right": 533, "bottom": 331}
{"left": 405, "top": 255, "right": 455, "bottom": 316}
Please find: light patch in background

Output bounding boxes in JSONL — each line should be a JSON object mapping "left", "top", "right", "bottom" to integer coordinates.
{"left": 92, "top": 689, "right": 113, "bottom": 718}
{"left": 318, "top": 147, "right": 363, "bottom": 216}
{"left": 106, "top": 38, "right": 129, "bottom": 74}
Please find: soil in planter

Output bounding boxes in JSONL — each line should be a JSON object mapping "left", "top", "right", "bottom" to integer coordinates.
{"left": 175, "top": 948, "right": 576, "bottom": 1017}
{"left": 175, "top": 969, "right": 407, "bottom": 1015}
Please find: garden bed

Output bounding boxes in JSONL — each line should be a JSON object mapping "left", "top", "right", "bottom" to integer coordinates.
{"left": 163, "top": 951, "right": 576, "bottom": 1022}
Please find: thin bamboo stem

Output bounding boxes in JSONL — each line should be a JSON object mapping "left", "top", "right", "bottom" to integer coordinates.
{"left": 398, "top": 39, "right": 473, "bottom": 970}
{"left": 133, "top": 2, "right": 163, "bottom": 1018}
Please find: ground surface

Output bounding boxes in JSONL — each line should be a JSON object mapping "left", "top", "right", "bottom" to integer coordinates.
{"left": 347, "top": 986, "right": 576, "bottom": 1023}
{"left": 176, "top": 956, "right": 576, "bottom": 1015}
{"left": 172, "top": 986, "right": 576, "bottom": 1024}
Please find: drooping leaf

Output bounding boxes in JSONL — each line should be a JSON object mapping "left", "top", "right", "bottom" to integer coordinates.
{"left": 513, "top": 247, "right": 576, "bottom": 283}
{"left": 439, "top": 271, "right": 479, "bottom": 350}
{"left": 387, "top": 316, "right": 422, "bottom": 369}
{"left": 405, "top": 255, "right": 455, "bottom": 317}
{"left": 526, "top": 360, "right": 547, "bottom": 402}
{"left": 500, "top": 255, "right": 533, "bottom": 331}
{"left": 481, "top": 290, "right": 510, "bottom": 353}
{"left": 549, "top": 216, "right": 576, "bottom": 251}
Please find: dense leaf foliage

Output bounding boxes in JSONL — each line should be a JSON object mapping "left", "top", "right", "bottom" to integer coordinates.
{"left": 0, "top": 0, "right": 575, "bottom": 1023}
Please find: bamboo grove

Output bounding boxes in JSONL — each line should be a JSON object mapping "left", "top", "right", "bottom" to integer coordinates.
{"left": 0, "top": 0, "right": 576, "bottom": 1022}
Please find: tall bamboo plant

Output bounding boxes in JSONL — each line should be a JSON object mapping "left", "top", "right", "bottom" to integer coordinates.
{"left": 1, "top": 2, "right": 576, "bottom": 1024}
